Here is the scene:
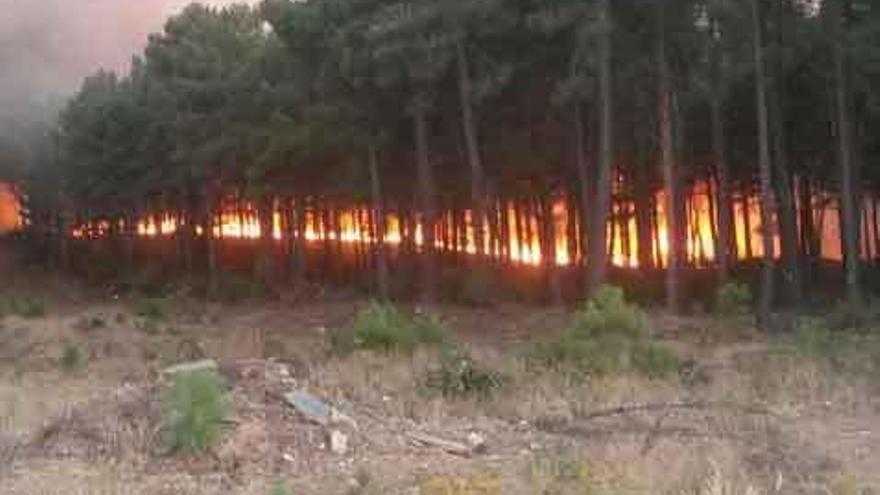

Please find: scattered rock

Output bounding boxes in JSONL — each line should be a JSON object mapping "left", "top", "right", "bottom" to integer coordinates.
{"left": 162, "top": 359, "right": 218, "bottom": 377}
{"left": 283, "top": 390, "right": 356, "bottom": 429}
{"left": 329, "top": 430, "right": 348, "bottom": 455}
{"left": 467, "top": 432, "right": 487, "bottom": 454}
{"left": 284, "top": 390, "right": 332, "bottom": 426}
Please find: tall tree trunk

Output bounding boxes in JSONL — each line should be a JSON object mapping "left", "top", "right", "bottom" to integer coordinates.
{"left": 751, "top": 0, "right": 776, "bottom": 326}
{"left": 586, "top": 0, "right": 613, "bottom": 294}
{"left": 657, "top": 0, "right": 680, "bottom": 312}
{"left": 413, "top": 93, "right": 437, "bottom": 303}
{"left": 540, "top": 190, "right": 562, "bottom": 303}
{"left": 710, "top": 13, "right": 734, "bottom": 283}
{"left": 256, "top": 195, "right": 276, "bottom": 286}
{"left": 831, "top": 0, "right": 861, "bottom": 305}
{"left": 573, "top": 103, "right": 593, "bottom": 273}
{"left": 368, "top": 141, "right": 390, "bottom": 300}
{"left": 456, "top": 39, "right": 487, "bottom": 261}
{"left": 769, "top": 0, "right": 803, "bottom": 305}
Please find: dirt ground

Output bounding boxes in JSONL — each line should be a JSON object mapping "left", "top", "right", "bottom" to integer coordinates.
{"left": 0, "top": 253, "right": 877, "bottom": 494}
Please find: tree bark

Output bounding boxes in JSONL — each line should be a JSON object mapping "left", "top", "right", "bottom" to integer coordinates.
{"left": 456, "top": 39, "right": 487, "bottom": 261}
{"left": 413, "top": 93, "right": 437, "bottom": 303}
{"left": 368, "top": 141, "right": 390, "bottom": 300}
{"left": 710, "top": 13, "right": 734, "bottom": 283}
{"left": 586, "top": 0, "right": 613, "bottom": 294}
{"left": 657, "top": 0, "right": 680, "bottom": 312}
{"left": 831, "top": 0, "right": 861, "bottom": 305}
{"left": 751, "top": 0, "right": 776, "bottom": 327}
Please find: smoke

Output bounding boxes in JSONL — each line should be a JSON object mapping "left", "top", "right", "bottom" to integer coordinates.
{"left": 0, "top": 0, "right": 257, "bottom": 139}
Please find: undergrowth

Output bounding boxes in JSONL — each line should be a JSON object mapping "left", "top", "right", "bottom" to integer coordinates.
{"left": 330, "top": 301, "right": 444, "bottom": 354}
{"left": 163, "top": 369, "right": 227, "bottom": 453}
{"left": 1, "top": 296, "right": 46, "bottom": 318}
{"left": 529, "top": 285, "right": 680, "bottom": 378}
{"left": 423, "top": 346, "right": 504, "bottom": 400}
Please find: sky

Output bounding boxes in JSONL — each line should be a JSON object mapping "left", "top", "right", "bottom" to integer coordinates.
{"left": 0, "top": 0, "right": 257, "bottom": 133}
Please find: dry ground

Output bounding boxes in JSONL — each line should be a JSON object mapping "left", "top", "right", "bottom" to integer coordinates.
{"left": 0, "top": 264, "right": 877, "bottom": 494}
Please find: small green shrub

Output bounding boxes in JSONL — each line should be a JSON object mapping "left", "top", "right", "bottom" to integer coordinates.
{"left": 530, "top": 285, "right": 679, "bottom": 378}
{"left": 268, "top": 480, "right": 293, "bottom": 495}
{"left": 134, "top": 297, "right": 165, "bottom": 321}
{"left": 61, "top": 344, "right": 83, "bottom": 371}
{"left": 349, "top": 301, "right": 444, "bottom": 353}
{"left": 783, "top": 316, "right": 880, "bottom": 375}
{"left": 423, "top": 346, "right": 504, "bottom": 400}
{"left": 164, "top": 369, "right": 227, "bottom": 453}
{"left": 633, "top": 341, "right": 680, "bottom": 379}
{"left": 3, "top": 297, "right": 46, "bottom": 318}
{"left": 714, "top": 282, "right": 752, "bottom": 316}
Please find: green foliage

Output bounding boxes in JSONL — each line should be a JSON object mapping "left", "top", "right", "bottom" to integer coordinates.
{"left": 268, "top": 480, "right": 293, "bottom": 495}
{"left": 713, "top": 282, "right": 752, "bottom": 316}
{"left": 61, "top": 344, "right": 84, "bottom": 371}
{"left": 134, "top": 297, "right": 165, "bottom": 335}
{"left": 530, "top": 286, "right": 679, "bottom": 378}
{"left": 134, "top": 297, "right": 164, "bottom": 321}
{"left": 2, "top": 297, "right": 46, "bottom": 319}
{"left": 163, "top": 369, "right": 227, "bottom": 453}
{"left": 530, "top": 450, "right": 606, "bottom": 495}
{"left": 346, "top": 301, "right": 444, "bottom": 353}
{"left": 423, "top": 346, "right": 504, "bottom": 400}
{"left": 781, "top": 316, "right": 880, "bottom": 375}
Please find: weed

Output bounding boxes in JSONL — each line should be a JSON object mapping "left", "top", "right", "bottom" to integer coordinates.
{"left": 268, "top": 479, "right": 293, "bottom": 495}
{"left": 423, "top": 346, "right": 504, "bottom": 400}
{"left": 163, "top": 369, "right": 227, "bottom": 453}
{"left": 73, "top": 316, "right": 106, "bottom": 333}
{"left": 2, "top": 297, "right": 46, "bottom": 318}
{"left": 633, "top": 341, "right": 681, "bottom": 379}
{"left": 529, "top": 285, "right": 679, "bottom": 378}
{"left": 714, "top": 282, "right": 752, "bottom": 316}
{"left": 784, "top": 316, "right": 880, "bottom": 375}
{"left": 134, "top": 297, "right": 165, "bottom": 334}
{"left": 347, "top": 469, "right": 381, "bottom": 495}
{"left": 530, "top": 450, "right": 606, "bottom": 495}
{"left": 61, "top": 344, "right": 84, "bottom": 371}
{"left": 346, "top": 301, "right": 444, "bottom": 353}
{"left": 420, "top": 472, "right": 501, "bottom": 495}
{"left": 134, "top": 297, "right": 164, "bottom": 321}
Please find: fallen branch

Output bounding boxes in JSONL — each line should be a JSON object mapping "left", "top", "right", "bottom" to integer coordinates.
{"left": 408, "top": 432, "right": 473, "bottom": 457}
{"left": 579, "top": 400, "right": 778, "bottom": 422}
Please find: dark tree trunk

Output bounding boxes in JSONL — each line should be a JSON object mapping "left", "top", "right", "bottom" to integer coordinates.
{"left": 831, "top": 0, "right": 861, "bottom": 305}
{"left": 769, "top": 0, "right": 803, "bottom": 305}
{"left": 456, "top": 40, "right": 487, "bottom": 261}
{"left": 657, "top": 0, "right": 680, "bottom": 312}
{"left": 752, "top": 0, "right": 776, "bottom": 326}
{"left": 586, "top": 0, "right": 614, "bottom": 294}
{"left": 540, "top": 190, "right": 562, "bottom": 303}
{"left": 413, "top": 94, "right": 437, "bottom": 303}
{"left": 710, "top": 13, "right": 734, "bottom": 283}
{"left": 368, "top": 142, "right": 390, "bottom": 300}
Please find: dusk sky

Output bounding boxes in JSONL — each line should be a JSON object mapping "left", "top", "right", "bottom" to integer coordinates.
{"left": 0, "top": 0, "right": 258, "bottom": 129}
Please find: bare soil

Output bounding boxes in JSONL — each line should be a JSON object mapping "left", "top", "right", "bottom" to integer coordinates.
{"left": 0, "top": 258, "right": 877, "bottom": 494}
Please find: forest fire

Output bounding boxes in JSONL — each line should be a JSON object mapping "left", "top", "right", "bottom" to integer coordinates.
{"left": 0, "top": 182, "right": 22, "bottom": 234}
{"left": 68, "top": 179, "right": 878, "bottom": 268}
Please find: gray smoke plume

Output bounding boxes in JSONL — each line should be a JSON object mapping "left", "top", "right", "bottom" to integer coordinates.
{"left": 0, "top": 0, "right": 255, "bottom": 145}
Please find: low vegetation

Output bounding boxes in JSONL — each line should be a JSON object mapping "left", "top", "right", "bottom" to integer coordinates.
{"left": 423, "top": 346, "right": 505, "bottom": 400}
{"left": 1, "top": 296, "right": 46, "bottom": 319}
{"left": 714, "top": 282, "right": 752, "bottom": 317}
{"left": 60, "top": 344, "right": 84, "bottom": 371}
{"left": 529, "top": 286, "right": 680, "bottom": 378}
{"left": 330, "top": 301, "right": 444, "bottom": 355}
{"left": 163, "top": 369, "right": 227, "bottom": 453}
